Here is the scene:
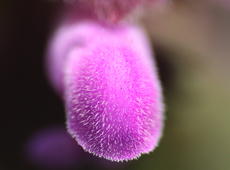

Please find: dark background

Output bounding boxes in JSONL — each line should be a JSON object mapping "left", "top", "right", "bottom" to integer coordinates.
{"left": 0, "top": 1, "right": 63, "bottom": 169}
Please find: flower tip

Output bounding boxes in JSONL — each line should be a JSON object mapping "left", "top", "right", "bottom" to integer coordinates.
{"left": 63, "top": 23, "right": 164, "bottom": 161}
{"left": 47, "top": 21, "right": 164, "bottom": 162}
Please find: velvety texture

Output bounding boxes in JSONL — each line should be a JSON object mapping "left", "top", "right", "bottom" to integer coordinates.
{"left": 47, "top": 21, "right": 164, "bottom": 161}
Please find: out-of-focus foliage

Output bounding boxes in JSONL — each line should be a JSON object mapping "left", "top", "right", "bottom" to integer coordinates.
{"left": 125, "top": 0, "right": 230, "bottom": 170}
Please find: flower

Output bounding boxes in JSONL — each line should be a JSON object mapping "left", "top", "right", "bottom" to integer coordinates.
{"left": 25, "top": 127, "right": 83, "bottom": 169}
{"left": 65, "top": 0, "right": 161, "bottom": 23}
{"left": 46, "top": 21, "right": 164, "bottom": 161}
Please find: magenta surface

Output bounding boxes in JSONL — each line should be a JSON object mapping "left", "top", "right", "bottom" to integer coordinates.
{"left": 47, "top": 21, "right": 164, "bottom": 161}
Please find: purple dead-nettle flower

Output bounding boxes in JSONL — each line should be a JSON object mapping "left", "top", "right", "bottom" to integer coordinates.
{"left": 47, "top": 21, "right": 164, "bottom": 161}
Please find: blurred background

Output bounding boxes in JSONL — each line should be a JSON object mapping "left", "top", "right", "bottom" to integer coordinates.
{"left": 0, "top": 0, "right": 229, "bottom": 170}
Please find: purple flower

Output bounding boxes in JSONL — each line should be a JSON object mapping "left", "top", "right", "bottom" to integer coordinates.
{"left": 25, "top": 127, "right": 83, "bottom": 169}
{"left": 66, "top": 0, "right": 163, "bottom": 23}
{"left": 47, "top": 21, "right": 164, "bottom": 161}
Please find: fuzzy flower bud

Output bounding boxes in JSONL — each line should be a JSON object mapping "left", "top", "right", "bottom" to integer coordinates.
{"left": 47, "top": 21, "right": 164, "bottom": 161}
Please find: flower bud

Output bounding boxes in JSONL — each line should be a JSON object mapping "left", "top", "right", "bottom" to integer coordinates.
{"left": 47, "top": 21, "right": 164, "bottom": 161}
